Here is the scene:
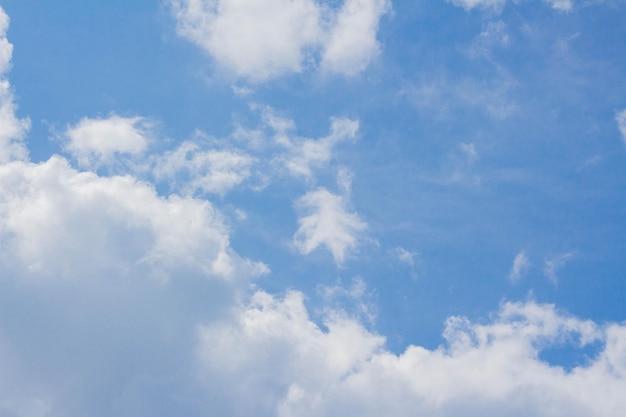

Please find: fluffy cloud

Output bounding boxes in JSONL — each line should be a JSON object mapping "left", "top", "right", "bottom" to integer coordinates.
{"left": 0, "top": 8, "right": 30, "bottom": 164}
{"left": 293, "top": 187, "right": 367, "bottom": 264}
{"left": 0, "top": 157, "right": 267, "bottom": 282}
{"left": 197, "top": 291, "right": 626, "bottom": 416}
{"left": 320, "top": 0, "right": 390, "bottom": 75}
{"left": 64, "top": 115, "right": 151, "bottom": 169}
{"left": 509, "top": 250, "right": 530, "bottom": 282}
{"left": 617, "top": 109, "right": 626, "bottom": 145}
{"left": 171, "top": 0, "right": 390, "bottom": 81}
{"left": 152, "top": 141, "right": 255, "bottom": 196}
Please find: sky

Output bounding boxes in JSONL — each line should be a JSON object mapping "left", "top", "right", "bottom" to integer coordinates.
{"left": 0, "top": 0, "right": 625, "bottom": 416}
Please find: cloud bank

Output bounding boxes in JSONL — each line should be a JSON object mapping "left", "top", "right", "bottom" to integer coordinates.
{"left": 197, "top": 291, "right": 626, "bottom": 417}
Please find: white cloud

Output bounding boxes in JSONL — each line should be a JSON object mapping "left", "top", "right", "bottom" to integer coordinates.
{"left": 152, "top": 141, "right": 255, "bottom": 196}
{"left": 320, "top": 0, "right": 391, "bottom": 76}
{"left": 0, "top": 157, "right": 267, "bottom": 282}
{"left": 617, "top": 109, "right": 626, "bottom": 145}
{"left": 509, "top": 250, "right": 530, "bottom": 282}
{"left": 196, "top": 291, "right": 625, "bottom": 416}
{"left": 64, "top": 115, "right": 151, "bottom": 169}
{"left": 448, "top": 0, "right": 573, "bottom": 11}
{"left": 0, "top": 8, "right": 30, "bottom": 164}
{"left": 544, "top": 252, "right": 575, "bottom": 284}
{"left": 277, "top": 117, "right": 360, "bottom": 180}
{"left": 293, "top": 188, "right": 367, "bottom": 264}
{"left": 171, "top": 0, "right": 390, "bottom": 81}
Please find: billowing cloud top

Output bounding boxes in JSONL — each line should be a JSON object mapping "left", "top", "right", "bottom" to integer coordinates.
{"left": 171, "top": 0, "right": 391, "bottom": 81}
{"left": 1, "top": 2, "right": 626, "bottom": 417}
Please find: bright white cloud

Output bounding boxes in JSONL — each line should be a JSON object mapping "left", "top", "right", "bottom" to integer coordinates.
{"left": 544, "top": 252, "right": 575, "bottom": 284}
{"left": 197, "top": 291, "right": 625, "bottom": 416}
{"left": 278, "top": 117, "right": 360, "bottom": 180}
{"left": 171, "top": 0, "right": 390, "bottom": 81}
{"left": 320, "top": 0, "right": 391, "bottom": 76}
{"left": 64, "top": 115, "right": 151, "bottom": 169}
{"left": 0, "top": 8, "right": 30, "bottom": 164}
{"left": 509, "top": 250, "right": 530, "bottom": 282}
{"left": 0, "top": 157, "right": 267, "bottom": 282}
{"left": 153, "top": 141, "right": 255, "bottom": 196}
{"left": 617, "top": 109, "right": 626, "bottom": 145}
{"left": 293, "top": 188, "right": 367, "bottom": 264}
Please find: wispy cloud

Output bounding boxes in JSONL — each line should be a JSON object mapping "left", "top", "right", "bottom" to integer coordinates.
{"left": 293, "top": 187, "right": 367, "bottom": 264}
{"left": 543, "top": 252, "right": 575, "bottom": 284}
{"left": 617, "top": 109, "right": 626, "bottom": 145}
{"left": 448, "top": 0, "right": 573, "bottom": 12}
{"left": 509, "top": 250, "right": 530, "bottom": 283}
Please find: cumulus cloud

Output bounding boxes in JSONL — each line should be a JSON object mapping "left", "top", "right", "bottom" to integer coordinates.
{"left": 509, "top": 250, "right": 530, "bottom": 282}
{"left": 293, "top": 187, "right": 367, "bottom": 264}
{"left": 320, "top": 0, "right": 391, "bottom": 76}
{"left": 0, "top": 8, "right": 30, "bottom": 163}
{"left": 63, "top": 115, "right": 151, "bottom": 169}
{"left": 197, "top": 291, "right": 626, "bottom": 416}
{"left": 171, "top": 0, "right": 390, "bottom": 81}
{"left": 617, "top": 109, "right": 626, "bottom": 145}
{"left": 0, "top": 157, "right": 267, "bottom": 282}
{"left": 152, "top": 141, "right": 255, "bottom": 196}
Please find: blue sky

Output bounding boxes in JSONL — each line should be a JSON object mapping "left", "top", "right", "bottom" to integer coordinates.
{"left": 0, "top": 0, "right": 626, "bottom": 415}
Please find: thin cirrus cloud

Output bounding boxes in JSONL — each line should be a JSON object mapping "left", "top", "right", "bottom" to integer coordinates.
{"left": 617, "top": 109, "right": 626, "bottom": 145}
{"left": 170, "top": 0, "right": 391, "bottom": 81}
{"left": 448, "top": 0, "right": 573, "bottom": 12}
{"left": 509, "top": 250, "right": 530, "bottom": 283}
{"left": 197, "top": 291, "right": 625, "bottom": 416}
{"left": 544, "top": 252, "right": 575, "bottom": 284}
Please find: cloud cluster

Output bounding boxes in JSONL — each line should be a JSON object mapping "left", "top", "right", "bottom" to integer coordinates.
{"left": 171, "top": 0, "right": 391, "bottom": 81}
{"left": 198, "top": 291, "right": 626, "bottom": 416}
{"left": 0, "top": 8, "right": 30, "bottom": 163}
